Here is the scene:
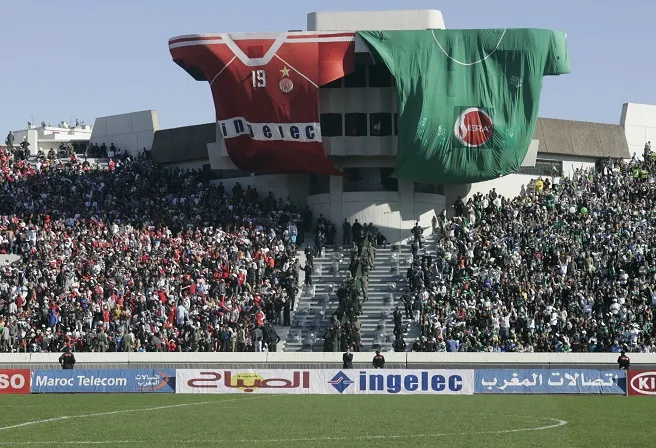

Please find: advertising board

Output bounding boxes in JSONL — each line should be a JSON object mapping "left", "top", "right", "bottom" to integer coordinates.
{"left": 475, "top": 369, "right": 626, "bottom": 394}
{"left": 627, "top": 370, "right": 656, "bottom": 396}
{"left": 0, "top": 369, "right": 31, "bottom": 394}
{"left": 31, "top": 369, "right": 175, "bottom": 393}
{"left": 176, "top": 369, "right": 474, "bottom": 395}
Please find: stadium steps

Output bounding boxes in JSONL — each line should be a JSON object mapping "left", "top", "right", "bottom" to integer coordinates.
{"left": 401, "top": 232, "right": 439, "bottom": 351}
{"left": 283, "top": 245, "right": 413, "bottom": 352}
{"left": 271, "top": 249, "right": 307, "bottom": 352}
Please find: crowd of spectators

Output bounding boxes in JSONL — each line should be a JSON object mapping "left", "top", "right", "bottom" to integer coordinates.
{"left": 0, "top": 144, "right": 307, "bottom": 353}
{"left": 5, "top": 131, "right": 656, "bottom": 355}
{"left": 403, "top": 143, "right": 656, "bottom": 353}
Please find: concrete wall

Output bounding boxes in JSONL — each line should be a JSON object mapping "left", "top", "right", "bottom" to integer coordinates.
{"left": 307, "top": 10, "right": 446, "bottom": 32}
{"left": 308, "top": 173, "right": 445, "bottom": 244}
{"left": 90, "top": 110, "right": 159, "bottom": 156}
{"left": 212, "top": 174, "right": 310, "bottom": 205}
{"left": 172, "top": 160, "right": 210, "bottom": 171}
{"left": 12, "top": 126, "right": 92, "bottom": 154}
{"left": 1, "top": 352, "right": 653, "bottom": 370}
{"left": 621, "top": 103, "right": 656, "bottom": 157}
{"left": 204, "top": 167, "right": 444, "bottom": 244}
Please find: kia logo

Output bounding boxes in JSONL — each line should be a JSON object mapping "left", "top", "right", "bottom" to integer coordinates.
{"left": 630, "top": 372, "right": 656, "bottom": 395}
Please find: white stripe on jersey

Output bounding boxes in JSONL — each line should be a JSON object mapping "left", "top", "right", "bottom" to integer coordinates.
{"left": 273, "top": 54, "right": 318, "bottom": 89}
{"left": 218, "top": 117, "right": 322, "bottom": 143}
{"left": 209, "top": 56, "right": 236, "bottom": 86}
{"left": 169, "top": 33, "right": 354, "bottom": 67}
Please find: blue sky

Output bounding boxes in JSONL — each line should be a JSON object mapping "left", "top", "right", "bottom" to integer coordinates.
{"left": 1, "top": 0, "right": 654, "bottom": 132}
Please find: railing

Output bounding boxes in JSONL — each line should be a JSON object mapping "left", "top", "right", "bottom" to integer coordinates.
{"left": 1, "top": 352, "right": 653, "bottom": 370}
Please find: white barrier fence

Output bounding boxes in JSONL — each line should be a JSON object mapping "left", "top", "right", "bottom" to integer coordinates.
{"left": 0, "top": 352, "right": 655, "bottom": 367}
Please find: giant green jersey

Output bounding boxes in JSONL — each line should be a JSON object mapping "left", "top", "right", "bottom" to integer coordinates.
{"left": 357, "top": 29, "right": 570, "bottom": 184}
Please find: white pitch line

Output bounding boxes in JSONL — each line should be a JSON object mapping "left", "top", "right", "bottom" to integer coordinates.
{"left": 0, "top": 395, "right": 272, "bottom": 432}
{"left": 0, "top": 415, "right": 568, "bottom": 445}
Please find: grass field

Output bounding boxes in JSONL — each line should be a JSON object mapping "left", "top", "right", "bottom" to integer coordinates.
{"left": 0, "top": 394, "right": 653, "bottom": 447}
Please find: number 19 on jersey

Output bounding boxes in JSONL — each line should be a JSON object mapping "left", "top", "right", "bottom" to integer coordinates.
{"left": 251, "top": 70, "right": 266, "bottom": 88}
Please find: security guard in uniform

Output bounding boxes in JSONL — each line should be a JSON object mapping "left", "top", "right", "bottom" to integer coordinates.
{"left": 59, "top": 347, "right": 76, "bottom": 370}
{"left": 372, "top": 350, "right": 385, "bottom": 369}
{"left": 618, "top": 351, "right": 630, "bottom": 370}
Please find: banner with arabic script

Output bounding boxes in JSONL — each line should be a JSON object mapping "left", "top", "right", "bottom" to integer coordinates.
{"left": 475, "top": 369, "right": 626, "bottom": 394}
{"left": 31, "top": 370, "right": 175, "bottom": 394}
{"left": 176, "top": 369, "right": 314, "bottom": 394}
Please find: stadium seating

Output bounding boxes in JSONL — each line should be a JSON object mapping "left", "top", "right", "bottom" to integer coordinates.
{"left": 1, "top": 144, "right": 655, "bottom": 354}
{"left": 398, "top": 150, "right": 656, "bottom": 353}
{"left": 0, "top": 147, "right": 302, "bottom": 353}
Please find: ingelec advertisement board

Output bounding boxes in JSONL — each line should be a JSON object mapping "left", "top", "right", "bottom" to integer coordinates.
{"left": 175, "top": 369, "right": 474, "bottom": 395}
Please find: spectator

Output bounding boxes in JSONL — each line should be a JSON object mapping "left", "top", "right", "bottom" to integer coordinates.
{"left": 5, "top": 131, "right": 14, "bottom": 151}
{"left": 343, "top": 347, "right": 353, "bottom": 368}
{"left": 342, "top": 219, "right": 351, "bottom": 246}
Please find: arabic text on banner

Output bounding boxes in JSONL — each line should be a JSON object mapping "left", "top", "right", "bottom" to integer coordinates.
{"left": 31, "top": 370, "right": 175, "bottom": 393}
{"left": 475, "top": 369, "right": 626, "bottom": 394}
{"left": 175, "top": 369, "right": 474, "bottom": 395}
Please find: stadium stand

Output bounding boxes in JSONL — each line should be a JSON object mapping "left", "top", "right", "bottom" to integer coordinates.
{"left": 1, "top": 142, "right": 656, "bottom": 354}
{"left": 0, "top": 145, "right": 304, "bottom": 353}
{"left": 398, "top": 144, "right": 656, "bottom": 353}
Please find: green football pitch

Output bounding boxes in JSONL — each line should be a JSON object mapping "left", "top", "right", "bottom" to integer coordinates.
{"left": 0, "top": 394, "right": 652, "bottom": 447}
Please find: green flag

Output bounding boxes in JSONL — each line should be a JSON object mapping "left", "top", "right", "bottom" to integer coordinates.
{"left": 357, "top": 29, "right": 570, "bottom": 184}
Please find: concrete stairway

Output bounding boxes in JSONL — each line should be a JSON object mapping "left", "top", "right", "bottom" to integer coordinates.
{"left": 399, "top": 234, "right": 439, "bottom": 351}
{"left": 283, "top": 244, "right": 413, "bottom": 352}
{"left": 270, "top": 248, "right": 307, "bottom": 352}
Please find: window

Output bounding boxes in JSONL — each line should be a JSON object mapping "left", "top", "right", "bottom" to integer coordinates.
{"left": 320, "top": 113, "right": 343, "bottom": 137}
{"left": 414, "top": 182, "right": 445, "bottom": 195}
{"left": 344, "top": 65, "right": 367, "bottom": 88}
{"left": 309, "top": 174, "right": 330, "bottom": 195}
{"left": 517, "top": 159, "right": 563, "bottom": 176}
{"left": 343, "top": 167, "right": 398, "bottom": 192}
{"left": 368, "top": 64, "right": 393, "bottom": 87}
{"left": 345, "top": 113, "right": 368, "bottom": 137}
{"left": 393, "top": 113, "right": 398, "bottom": 136}
{"left": 369, "top": 113, "right": 392, "bottom": 137}
{"left": 322, "top": 78, "right": 342, "bottom": 89}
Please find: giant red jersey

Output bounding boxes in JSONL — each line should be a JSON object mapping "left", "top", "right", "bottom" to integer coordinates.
{"left": 169, "top": 32, "right": 356, "bottom": 175}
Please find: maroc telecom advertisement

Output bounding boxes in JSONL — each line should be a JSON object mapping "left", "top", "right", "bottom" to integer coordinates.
{"left": 475, "top": 369, "right": 626, "bottom": 394}
{"left": 31, "top": 370, "right": 175, "bottom": 393}
{"left": 175, "top": 369, "right": 474, "bottom": 395}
